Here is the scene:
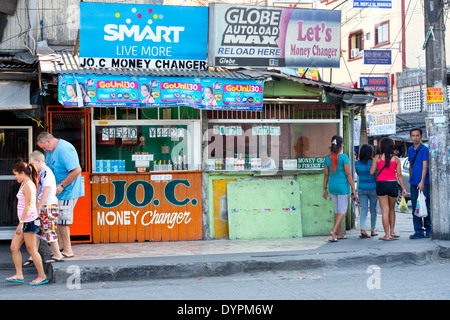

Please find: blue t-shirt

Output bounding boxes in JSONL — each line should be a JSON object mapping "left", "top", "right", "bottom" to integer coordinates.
{"left": 45, "top": 139, "right": 84, "bottom": 200}
{"left": 324, "top": 153, "right": 350, "bottom": 195}
{"left": 355, "top": 160, "right": 376, "bottom": 191}
{"left": 408, "top": 143, "right": 429, "bottom": 185}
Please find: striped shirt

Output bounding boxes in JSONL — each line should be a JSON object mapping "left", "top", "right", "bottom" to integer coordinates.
{"left": 16, "top": 180, "right": 38, "bottom": 222}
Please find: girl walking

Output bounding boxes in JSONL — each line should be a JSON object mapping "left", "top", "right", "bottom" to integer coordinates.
{"left": 6, "top": 161, "right": 48, "bottom": 285}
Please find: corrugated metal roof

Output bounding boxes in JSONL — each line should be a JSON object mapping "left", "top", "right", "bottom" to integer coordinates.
{"left": 0, "top": 53, "right": 38, "bottom": 71}
{"left": 38, "top": 49, "right": 366, "bottom": 95}
{"left": 267, "top": 70, "right": 365, "bottom": 94}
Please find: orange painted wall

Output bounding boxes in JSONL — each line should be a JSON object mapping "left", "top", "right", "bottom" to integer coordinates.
{"left": 91, "top": 171, "right": 202, "bottom": 243}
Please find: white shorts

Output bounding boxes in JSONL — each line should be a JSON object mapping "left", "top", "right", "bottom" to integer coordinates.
{"left": 330, "top": 194, "right": 349, "bottom": 214}
{"left": 58, "top": 198, "right": 78, "bottom": 226}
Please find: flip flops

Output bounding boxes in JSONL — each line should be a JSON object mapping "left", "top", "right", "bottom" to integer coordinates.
{"left": 45, "top": 257, "right": 64, "bottom": 263}
{"left": 6, "top": 277, "right": 50, "bottom": 285}
{"left": 29, "top": 279, "right": 49, "bottom": 286}
{"left": 5, "top": 277, "right": 25, "bottom": 283}
{"left": 23, "top": 259, "right": 34, "bottom": 267}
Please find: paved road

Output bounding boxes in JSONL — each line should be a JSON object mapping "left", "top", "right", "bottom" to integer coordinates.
{"left": 2, "top": 259, "right": 448, "bottom": 300}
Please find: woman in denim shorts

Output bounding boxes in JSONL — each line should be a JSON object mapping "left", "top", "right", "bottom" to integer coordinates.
{"left": 5, "top": 161, "right": 48, "bottom": 286}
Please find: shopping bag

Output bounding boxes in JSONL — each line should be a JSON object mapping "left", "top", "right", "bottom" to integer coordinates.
{"left": 376, "top": 201, "right": 382, "bottom": 215}
{"left": 414, "top": 191, "right": 428, "bottom": 218}
{"left": 398, "top": 196, "right": 409, "bottom": 212}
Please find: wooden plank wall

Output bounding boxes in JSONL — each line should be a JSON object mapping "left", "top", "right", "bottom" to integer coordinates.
{"left": 91, "top": 172, "right": 202, "bottom": 243}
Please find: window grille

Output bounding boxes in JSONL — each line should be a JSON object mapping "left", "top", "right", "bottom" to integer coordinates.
{"left": 207, "top": 103, "right": 339, "bottom": 120}
{"left": 401, "top": 87, "right": 424, "bottom": 113}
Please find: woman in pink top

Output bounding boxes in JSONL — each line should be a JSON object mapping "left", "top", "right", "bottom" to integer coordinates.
{"left": 6, "top": 161, "right": 48, "bottom": 286}
{"left": 370, "top": 138, "right": 407, "bottom": 241}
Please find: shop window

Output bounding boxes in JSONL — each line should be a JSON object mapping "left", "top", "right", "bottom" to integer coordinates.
{"left": 348, "top": 30, "right": 364, "bottom": 60}
{"left": 94, "top": 121, "right": 201, "bottom": 173}
{"left": 207, "top": 122, "right": 339, "bottom": 171}
{"left": 375, "top": 21, "right": 389, "bottom": 46}
{"left": 93, "top": 106, "right": 200, "bottom": 121}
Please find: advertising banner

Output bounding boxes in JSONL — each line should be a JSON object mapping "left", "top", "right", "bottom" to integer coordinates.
{"left": 208, "top": 3, "right": 341, "bottom": 68}
{"left": 364, "top": 50, "right": 391, "bottom": 65}
{"left": 58, "top": 74, "right": 264, "bottom": 111}
{"left": 367, "top": 113, "right": 396, "bottom": 136}
{"left": 360, "top": 76, "right": 389, "bottom": 102}
{"left": 79, "top": 3, "right": 208, "bottom": 70}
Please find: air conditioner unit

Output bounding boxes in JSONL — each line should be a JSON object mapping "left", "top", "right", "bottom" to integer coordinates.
{"left": 351, "top": 48, "right": 363, "bottom": 59}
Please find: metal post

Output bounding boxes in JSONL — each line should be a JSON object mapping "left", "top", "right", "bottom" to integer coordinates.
{"left": 424, "top": 0, "right": 450, "bottom": 240}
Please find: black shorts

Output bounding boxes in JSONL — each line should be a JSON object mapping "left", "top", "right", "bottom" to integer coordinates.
{"left": 376, "top": 181, "right": 398, "bottom": 197}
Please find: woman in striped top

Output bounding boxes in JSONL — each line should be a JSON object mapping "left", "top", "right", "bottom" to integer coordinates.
{"left": 5, "top": 161, "right": 48, "bottom": 286}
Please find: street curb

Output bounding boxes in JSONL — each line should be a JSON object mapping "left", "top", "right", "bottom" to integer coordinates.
{"left": 51, "top": 245, "right": 448, "bottom": 284}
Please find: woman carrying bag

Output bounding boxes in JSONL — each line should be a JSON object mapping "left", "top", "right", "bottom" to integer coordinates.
{"left": 370, "top": 138, "right": 407, "bottom": 241}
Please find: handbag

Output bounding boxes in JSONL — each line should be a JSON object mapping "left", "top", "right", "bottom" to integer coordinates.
{"left": 414, "top": 191, "right": 428, "bottom": 218}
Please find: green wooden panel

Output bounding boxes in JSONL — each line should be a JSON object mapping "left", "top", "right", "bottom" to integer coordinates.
{"left": 227, "top": 179, "right": 302, "bottom": 240}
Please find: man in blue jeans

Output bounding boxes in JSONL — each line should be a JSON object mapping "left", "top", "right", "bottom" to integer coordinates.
{"left": 408, "top": 128, "right": 431, "bottom": 239}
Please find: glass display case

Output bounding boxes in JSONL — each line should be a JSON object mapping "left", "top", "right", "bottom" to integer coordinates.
{"left": 93, "top": 119, "right": 201, "bottom": 173}
{"left": 207, "top": 121, "right": 339, "bottom": 171}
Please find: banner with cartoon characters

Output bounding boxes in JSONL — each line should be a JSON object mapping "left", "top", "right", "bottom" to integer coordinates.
{"left": 58, "top": 74, "right": 264, "bottom": 111}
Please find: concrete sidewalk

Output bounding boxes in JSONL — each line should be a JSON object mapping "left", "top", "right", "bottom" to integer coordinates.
{"left": 1, "top": 210, "right": 449, "bottom": 284}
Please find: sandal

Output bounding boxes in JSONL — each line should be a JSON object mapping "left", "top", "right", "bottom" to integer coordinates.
{"left": 29, "top": 279, "right": 49, "bottom": 286}
{"left": 359, "top": 232, "right": 370, "bottom": 238}
{"left": 5, "top": 277, "right": 25, "bottom": 283}
{"left": 329, "top": 231, "right": 338, "bottom": 242}
{"left": 45, "top": 257, "right": 64, "bottom": 263}
{"left": 23, "top": 259, "right": 34, "bottom": 267}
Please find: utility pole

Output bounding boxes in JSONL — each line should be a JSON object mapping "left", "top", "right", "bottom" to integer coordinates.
{"left": 424, "top": 0, "right": 450, "bottom": 240}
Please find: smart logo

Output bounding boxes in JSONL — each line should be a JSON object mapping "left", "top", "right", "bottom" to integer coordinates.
{"left": 104, "top": 7, "right": 185, "bottom": 43}
{"left": 80, "top": 3, "right": 208, "bottom": 69}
